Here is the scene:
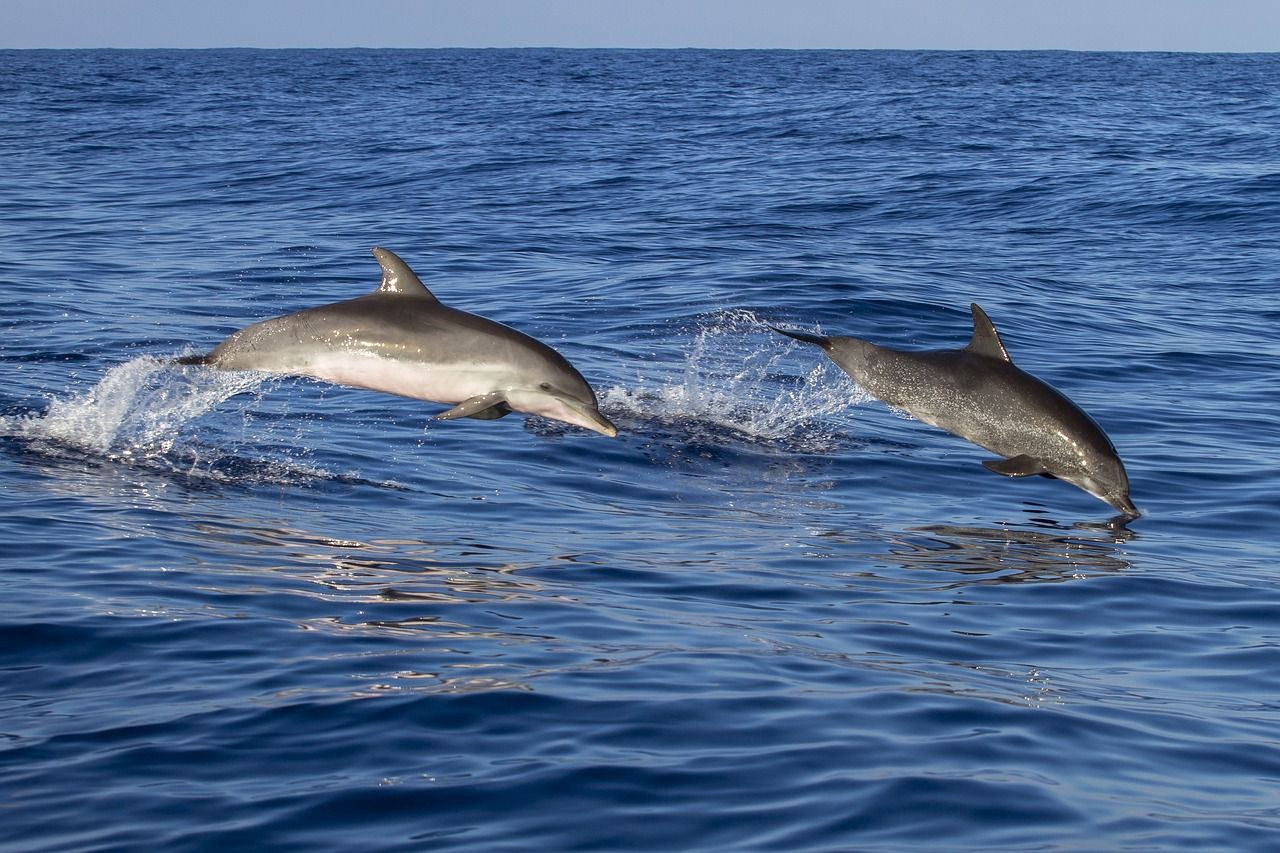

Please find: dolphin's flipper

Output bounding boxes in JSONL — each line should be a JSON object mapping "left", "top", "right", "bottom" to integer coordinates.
{"left": 175, "top": 353, "right": 211, "bottom": 366}
{"left": 771, "top": 326, "right": 832, "bottom": 348}
{"left": 435, "top": 392, "right": 513, "bottom": 421}
{"left": 982, "top": 454, "right": 1057, "bottom": 478}
{"left": 464, "top": 403, "right": 512, "bottom": 420}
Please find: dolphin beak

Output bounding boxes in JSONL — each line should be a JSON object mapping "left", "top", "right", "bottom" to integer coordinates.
{"left": 574, "top": 405, "right": 618, "bottom": 438}
{"left": 556, "top": 395, "right": 618, "bottom": 437}
{"left": 506, "top": 388, "right": 618, "bottom": 437}
{"left": 1111, "top": 495, "right": 1140, "bottom": 518}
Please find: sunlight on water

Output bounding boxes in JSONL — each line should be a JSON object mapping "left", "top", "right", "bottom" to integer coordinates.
{"left": 601, "top": 309, "right": 869, "bottom": 452}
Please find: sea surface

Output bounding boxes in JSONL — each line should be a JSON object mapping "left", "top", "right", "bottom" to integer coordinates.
{"left": 2, "top": 48, "right": 1279, "bottom": 851}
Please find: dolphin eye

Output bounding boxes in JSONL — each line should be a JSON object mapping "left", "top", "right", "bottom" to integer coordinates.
{"left": 539, "top": 382, "right": 552, "bottom": 391}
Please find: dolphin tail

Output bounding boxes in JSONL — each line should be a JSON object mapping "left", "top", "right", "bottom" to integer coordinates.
{"left": 770, "top": 326, "right": 832, "bottom": 349}
{"left": 175, "top": 353, "right": 211, "bottom": 366}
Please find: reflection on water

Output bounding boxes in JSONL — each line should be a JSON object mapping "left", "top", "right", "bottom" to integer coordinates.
{"left": 187, "top": 519, "right": 584, "bottom": 695}
{"left": 886, "top": 520, "right": 1133, "bottom": 584}
{"left": 192, "top": 518, "right": 556, "bottom": 603}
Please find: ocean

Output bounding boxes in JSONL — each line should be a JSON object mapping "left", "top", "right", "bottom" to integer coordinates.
{"left": 1, "top": 48, "right": 1278, "bottom": 851}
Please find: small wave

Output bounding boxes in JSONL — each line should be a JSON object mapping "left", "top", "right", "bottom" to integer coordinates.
{"left": 601, "top": 309, "right": 867, "bottom": 454}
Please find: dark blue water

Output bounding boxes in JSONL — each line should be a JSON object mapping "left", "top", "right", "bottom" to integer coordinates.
{"left": 2, "top": 49, "right": 1279, "bottom": 851}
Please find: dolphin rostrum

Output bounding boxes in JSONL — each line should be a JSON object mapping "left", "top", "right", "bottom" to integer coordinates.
{"left": 773, "top": 304, "right": 1137, "bottom": 517}
{"left": 179, "top": 247, "right": 617, "bottom": 437}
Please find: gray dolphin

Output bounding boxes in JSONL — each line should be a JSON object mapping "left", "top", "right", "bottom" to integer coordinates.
{"left": 773, "top": 304, "right": 1137, "bottom": 517}
{"left": 179, "top": 247, "right": 617, "bottom": 437}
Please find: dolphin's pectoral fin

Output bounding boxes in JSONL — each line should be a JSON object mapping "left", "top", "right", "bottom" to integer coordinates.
{"left": 464, "top": 403, "right": 512, "bottom": 420}
{"left": 435, "top": 392, "right": 512, "bottom": 421}
{"left": 982, "top": 454, "right": 1053, "bottom": 478}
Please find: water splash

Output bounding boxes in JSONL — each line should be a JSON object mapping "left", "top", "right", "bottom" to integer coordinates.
{"left": 601, "top": 309, "right": 869, "bottom": 454}
{"left": 1, "top": 356, "right": 268, "bottom": 460}
{"left": 0, "top": 357, "right": 383, "bottom": 487}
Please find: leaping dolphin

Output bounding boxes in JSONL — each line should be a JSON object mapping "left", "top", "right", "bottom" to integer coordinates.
{"left": 773, "top": 304, "right": 1137, "bottom": 517}
{"left": 179, "top": 247, "right": 617, "bottom": 437}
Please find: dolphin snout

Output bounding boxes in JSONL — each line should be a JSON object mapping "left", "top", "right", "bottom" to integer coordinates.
{"left": 574, "top": 405, "right": 618, "bottom": 438}
{"left": 1111, "top": 495, "right": 1140, "bottom": 519}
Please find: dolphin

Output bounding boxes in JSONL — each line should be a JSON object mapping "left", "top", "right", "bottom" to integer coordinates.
{"left": 773, "top": 304, "right": 1137, "bottom": 517}
{"left": 178, "top": 247, "right": 617, "bottom": 437}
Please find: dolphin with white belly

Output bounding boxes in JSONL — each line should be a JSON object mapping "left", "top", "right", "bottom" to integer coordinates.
{"left": 179, "top": 247, "right": 617, "bottom": 437}
{"left": 773, "top": 304, "right": 1137, "bottom": 517}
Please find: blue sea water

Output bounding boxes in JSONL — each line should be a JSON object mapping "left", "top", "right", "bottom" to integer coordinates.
{"left": 2, "top": 47, "right": 1279, "bottom": 851}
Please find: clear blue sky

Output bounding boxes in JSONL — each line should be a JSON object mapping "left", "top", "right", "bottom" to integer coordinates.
{"left": 4, "top": 0, "right": 1279, "bottom": 51}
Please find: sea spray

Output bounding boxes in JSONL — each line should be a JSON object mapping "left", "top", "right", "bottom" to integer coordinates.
{"left": 0, "top": 358, "right": 410, "bottom": 488}
{"left": 3, "top": 356, "right": 268, "bottom": 459}
{"left": 600, "top": 309, "right": 868, "bottom": 453}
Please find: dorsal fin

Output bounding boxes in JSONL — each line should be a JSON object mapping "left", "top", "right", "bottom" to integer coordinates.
{"left": 966, "top": 303, "right": 1011, "bottom": 362}
{"left": 371, "top": 247, "right": 438, "bottom": 299}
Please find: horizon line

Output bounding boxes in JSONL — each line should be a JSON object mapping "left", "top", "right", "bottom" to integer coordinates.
{"left": 4, "top": 45, "right": 1277, "bottom": 54}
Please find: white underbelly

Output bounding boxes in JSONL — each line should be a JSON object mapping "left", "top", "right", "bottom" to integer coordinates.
{"left": 295, "top": 352, "right": 506, "bottom": 404}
